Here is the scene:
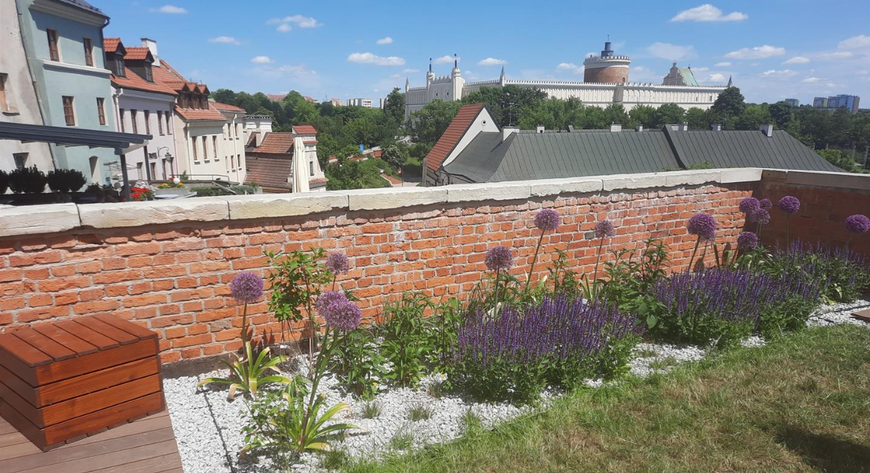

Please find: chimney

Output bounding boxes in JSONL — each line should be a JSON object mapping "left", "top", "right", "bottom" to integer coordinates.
{"left": 680, "top": 122, "right": 689, "bottom": 132}
{"left": 711, "top": 124, "right": 722, "bottom": 131}
{"left": 141, "top": 38, "right": 159, "bottom": 66}
{"left": 635, "top": 125, "right": 643, "bottom": 132}
{"left": 502, "top": 127, "right": 518, "bottom": 142}
{"left": 567, "top": 125, "right": 575, "bottom": 133}
{"left": 759, "top": 124, "right": 774, "bottom": 137}
{"left": 610, "top": 123, "right": 622, "bottom": 133}
{"left": 536, "top": 125, "right": 545, "bottom": 134}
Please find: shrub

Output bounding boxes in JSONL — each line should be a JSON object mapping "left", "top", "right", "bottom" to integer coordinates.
{"left": 8, "top": 166, "right": 46, "bottom": 194}
{"left": 378, "top": 292, "right": 434, "bottom": 388}
{"left": 46, "top": 169, "right": 86, "bottom": 193}
{"left": 597, "top": 238, "right": 669, "bottom": 328}
{"left": 451, "top": 295, "right": 641, "bottom": 404}
{"left": 328, "top": 327, "right": 385, "bottom": 398}
{"left": 0, "top": 170, "right": 8, "bottom": 194}
{"left": 768, "top": 241, "right": 869, "bottom": 303}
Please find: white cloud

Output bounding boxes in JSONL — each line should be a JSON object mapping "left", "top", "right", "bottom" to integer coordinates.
{"left": 276, "top": 24, "right": 292, "bottom": 33}
{"left": 838, "top": 35, "right": 870, "bottom": 50}
{"left": 250, "top": 63, "right": 319, "bottom": 88}
{"left": 692, "top": 67, "right": 709, "bottom": 72}
{"left": 714, "top": 61, "right": 732, "bottom": 67}
{"left": 209, "top": 36, "right": 240, "bottom": 45}
{"left": 647, "top": 42, "right": 698, "bottom": 61}
{"left": 402, "top": 68, "right": 419, "bottom": 73}
{"left": 783, "top": 56, "right": 810, "bottom": 65}
{"left": 347, "top": 52, "right": 405, "bottom": 66}
{"left": 477, "top": 57, "right": 507, "bottom": 66}
{"left": 251, "top": 56, "right": 273, "bottom": 64}
{"left": 761, "top": 69, "right": 797, "bottom": 78}
{"left": 671, "top": 4, "right": 748, "bottom": 22}
{"left": 433, "top": 55, "right": 457, "bottom": 65}
{"left": 267, "top": 15, "right": 322, "bottom": 28}
{"left": 817, "top": 51, "right": 854, "bottom": 60}
{"left": 557, "top": 62, "right": 584, "bottom": 74}
{"left": 376, "top": 37, "right": 393, "bottom": 45}
{"left": 802, "top": 77, "right": 822, "bottom": 83}
{"left": 707, "top": 73, "right": 727, "bottom": 82}
{"left": 725, "top": 45, "right": 786, "bottom": 59}
{"left": 150, "top": 5, "right": 186, "bottom": 14}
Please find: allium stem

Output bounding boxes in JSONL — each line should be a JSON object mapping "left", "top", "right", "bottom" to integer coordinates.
{"left": 592, "top": 236, "right": 605, "bottom": 285}
{"left": 524, "top": 231, "right": 546, "bottom": 294}
{"left": 688, "top": 236, "right": 701, "bottom": 272}
{"left": 241, "top": 301, "right": 249, "bottom": 347}
{"left": 494, "top": 268, "right": 501, "bottom": 310}
{"left": 785, "top": 215, "right": 791, "bottom": 249}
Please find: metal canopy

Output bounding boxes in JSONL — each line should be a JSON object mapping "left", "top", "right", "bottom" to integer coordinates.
{"left": 0, "top": 121, "right": 152, "bottom": 199}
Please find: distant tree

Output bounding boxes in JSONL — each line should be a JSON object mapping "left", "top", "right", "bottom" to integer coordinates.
{"left": 685, "top": 108, "right": 711, "bottom": 130}
{"left": 410, "top": 100, "right": 462, "bottom": 145}
{"left": 629, "top": 105, "right": 658, "bottom": 129}
{"left": 325, "top": 159, "right": 391, "bottom": 190}
{"left": 735, "top": 104, "right": 773, "bottom": 130}
{"left": 602, "top": 104, "right": 630, "bottom": 127}
{"left": 381, "top": 143, "right": 410, "bottom": 168}
{"left": 711, "top": 86, "right": 747, "bottom": 118}
{"left": 384, "top": 88, "right": 406, "bottom": 124}
{"left": 818, "top": 149, "right": 859, "bottom": 172}
{"left": 212, "top": 88, "right": 237, "bottom": 105}
{"left": 768, "top": 101, "right": 794, "bottom": 129}
{"left": 462, "top": 85, "right": 547, "bottom": 126}
{"left": 655, "top": 103, "right": 686, "bottom": 125}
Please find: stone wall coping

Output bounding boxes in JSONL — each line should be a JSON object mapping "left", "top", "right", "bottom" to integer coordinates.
{"left": 6, "top": 167, "right": 849, "bottom": 238}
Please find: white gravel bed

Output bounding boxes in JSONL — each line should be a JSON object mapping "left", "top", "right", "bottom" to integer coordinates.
{"left": 164, "top": 299, "right": 870, "bottom": 473}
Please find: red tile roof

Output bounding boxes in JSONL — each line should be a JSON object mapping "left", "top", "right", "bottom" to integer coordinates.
{"left": 104, "top": 37, "right": 121, "bottom": 53}
{"left": 173, "top": 103, "right": 226, "bottom": 121}
{"left": 153, "top": 59, "right": 185, "bottom": 83}
{"left": 425, "top": 104, "right": 485, "bottom": 171}
{"left": 111, "top": 71, "right": 177, "bottom": 96}
{"left": 245, "top": 156, "right": 292, "bottom": 191}
{"left": 212, "top": 101, "right": 245, "bottom": 113}
{"left": 266, "top": 94, "right": 287, "bottom": 102}
{"left": 292, "top": 125, "right": 317, "bottom": 135}
{"left": 250, "top": 132, "right": 294, "bottom": 155}
{"left": 124, "top": 47, "right": 152, "bottom": 61}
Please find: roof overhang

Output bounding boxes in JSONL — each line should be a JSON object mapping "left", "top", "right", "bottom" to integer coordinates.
{"left": 0, "top": 122, "right": 151, "bottom": 151}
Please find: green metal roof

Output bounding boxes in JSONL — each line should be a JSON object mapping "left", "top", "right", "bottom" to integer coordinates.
{"left": 678, "top": 68, "right": 699, "bottom": 86}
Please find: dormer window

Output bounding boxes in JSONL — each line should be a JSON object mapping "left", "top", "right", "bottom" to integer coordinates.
{"left": 144, "top": 64, "right": 152, "bottom": 82}
{"left": 114, "top": 55, "right": 125, "bottom": 77}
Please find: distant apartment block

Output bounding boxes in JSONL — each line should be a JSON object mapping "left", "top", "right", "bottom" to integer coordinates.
{"left": 813, "top": 94, "right": 860, "bottom": 113}
{"left": 330, "top": 98, "right": 342, "bottom": 107}
{"left": 784, "top": 98, "right": 800, "bottom": 107}
{"left": 346, "top": 98, "right": 373, "bottom": 108}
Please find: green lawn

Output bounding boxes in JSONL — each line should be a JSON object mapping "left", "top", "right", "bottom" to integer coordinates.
{"left": 343, "top": 325, "right": 870, "bottom": 473}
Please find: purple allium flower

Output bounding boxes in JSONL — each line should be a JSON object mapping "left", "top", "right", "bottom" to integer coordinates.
{"left": 778, "top": 196, "right": 800, "bottom": 214}
{"left": 230, "top": 272, "right": 264, "bottom": 303}
{"left": 594, "top": 220, "right": 616, "bottom": 239}
{"left": 737, "top": 232, "right": 759, "bottom": 252}
{"left": 739, "top": 197, "right": 760, "bottom": 214}
{"left": 845, "top": 214, "right": 870, "bottom": 234}
{"left": 485, "top": 245, "right": 513, "bottom": 272}
{"left": 325, "top": 252, "right": 350, "bottom": 274}
{"left": 687, "top": 213, "right": 717, "bottom": 242}
{"left": 534, "top": 209, "right": 560, "bottom": 232}
{"left": 315, "top": 291, "right": 361, "bottom": 331}
{"left": 750, "top": 208, "right": 771, "bottom": 226}
{"left": 759, "top": 198, "right": 773, "bottom": 210}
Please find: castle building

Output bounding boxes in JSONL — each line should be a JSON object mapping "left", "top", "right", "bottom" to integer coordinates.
{"left": 404, "top": 42, "right": 728, "bottom": 120}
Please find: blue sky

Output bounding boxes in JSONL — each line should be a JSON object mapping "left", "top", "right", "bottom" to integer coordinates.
{"left": 107, "top": 1, "right": 870, "bottom": 105}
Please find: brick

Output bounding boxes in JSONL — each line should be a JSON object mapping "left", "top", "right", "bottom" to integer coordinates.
{"left": 124, "top": 293, "right": 168, "bottom": 307}
{"left": 9, "top": 251, "right": 63, "bottom": 266}
{"left": 38, "top": 276, "right": 91, "bottom": 293}
{"left": 73, "top": 300, "right": 123, "bottom": 314}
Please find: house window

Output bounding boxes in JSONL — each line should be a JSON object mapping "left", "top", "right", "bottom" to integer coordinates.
{"left": 309, "top": 160, "right": 314, "bottom": 176}
{"left": 119, "top": 109, "right": 125, "bottom": 132}
{"left": 202, "top": 136, "right": 208, "bottom": 160}
{"left": 130, "top": 110, "right": 138, "bottom": 133}
{"left": 115, "top": 56, "right": 125, "bottom": 77}
{"left": 89, "top": 156, "right": 101, "bottom": 182}
{"left": 166, "top": 113, "right": 171, "bottom": 134}
{"left": 144, "top": 65, "right": 152, "bottom": 82}
{"left": 0, "top": 73, "right": 8, "bottom": 111}
{"left": 136, "top": 162, "right": 143, "bottom": 179}
{"left": 47, "top": 29, "right": 59, "bottom": 61}
{"left": 157, "top": 111, "right": 164, "bottom": 135}
{"left": 144, "top": 110, "right": 151, "bottom": 134}
{"left": 213, "top": 136, "right": 218, "bottom": 160}
{"left": 237, "top": 154, "right": 241, "bottom": 170}
{"left": 13, "top": 153, "right": 28, "bottom": 170}
{"left": 96, "top": 97, "right": 106, "bottom": 125}
{"left": 193, "top": 136, "right": 199, "bottom": 161}
{"left": 150, "top": 161, "right": 157, "bottom": 179}
{"left": 83, "top": 37, "right": 93, "bottom": 66}
{"left": 62, "top": 96, "right": 75, "bottom": 126}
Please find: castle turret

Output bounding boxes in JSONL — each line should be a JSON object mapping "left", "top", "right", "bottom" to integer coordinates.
{"left": 583, "top": 40, "right": 631, "bottom": 83}
{"left": 426, "top": 57, "right": 434, "bottom": 85}
{"left": 451, "top": 54, "right": 461, "bottom": 77}
{"left": 405, "top": 77, "right": 410, "bottom": 93}
{"left": 499, "top": 66, "right": 506, "bottom": 86}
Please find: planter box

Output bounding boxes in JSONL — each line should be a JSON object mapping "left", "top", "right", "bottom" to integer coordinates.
{"left": 0, "top": 315, "right": 163, "bottom": 450}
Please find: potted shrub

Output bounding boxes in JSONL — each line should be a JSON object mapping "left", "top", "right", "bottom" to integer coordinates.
{"left": 8, "top": 166, "right": 47, "bottom": 194}
{"left": 47, "top": 169, "right": 86, "bottom": 194}
{"left": 0, "top": 169, "right": 8, "bottom": 195}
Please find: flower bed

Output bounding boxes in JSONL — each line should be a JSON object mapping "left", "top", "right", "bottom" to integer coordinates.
{"left": 164, "top": 198, "right": 870, "bottom": 472}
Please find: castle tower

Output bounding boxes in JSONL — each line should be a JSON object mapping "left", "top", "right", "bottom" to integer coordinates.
{"left": 499, "top": 66, "right": 506, "bottom": 86}
{"left": 426, "top": 57, "right": 434, "bottom": 86}
{"left": 450, "top": 54, "right": 465, "bottom": 101}
{"left": 583, "top": 40, "right": 631, "bottom": 83}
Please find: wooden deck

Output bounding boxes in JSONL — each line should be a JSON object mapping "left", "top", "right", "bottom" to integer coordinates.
{"left": 0, "top": 409, "right": 183, "bottom": 473}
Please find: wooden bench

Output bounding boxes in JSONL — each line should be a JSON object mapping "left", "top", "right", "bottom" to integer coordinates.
{"left": 0, "top": 314, "right": 164, "bottom": 451}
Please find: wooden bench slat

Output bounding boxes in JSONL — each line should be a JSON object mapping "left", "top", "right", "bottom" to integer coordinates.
{"left": 94, "top": 314, "right": 157, "bottom": 341}
{"left": 0, "top": 333, "right": 53, "bottom": 367}
{"left": 54, "top": 319, "right": 120, "bottom": 351}
{"left": 0, "top": 364, "right": 39, "bottom": 407}
{"left": 38, "top": 357, "right": 160, "bottom": 407}
{"left": 31, "top": 324, "right": 99, "bottom": 357}
{"left": 74, "top": 317, "right": 139, "bottom": 345}
{"left": 36, "top": 338, "right": 157, "bottom": 386}
{"left": 11, "top": 330, "right": 77, "bottom": 362}
{"left": 42, "top": 392, "right": 164, "bottom": 447}
{"left": 39, "top": 375, "right": 162, "bottom": 427}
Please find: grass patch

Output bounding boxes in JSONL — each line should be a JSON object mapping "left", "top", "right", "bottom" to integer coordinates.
{"left": 407, "top": 403, "right": 434, "bottom": 422}
{"left": 362, "top": 400, "right": 381, "bottom": 419}
{"left": 344, "top": 325, "right": 870, "bottom": 472}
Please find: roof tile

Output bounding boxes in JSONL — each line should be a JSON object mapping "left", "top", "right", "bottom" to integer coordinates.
{"left": 425, "top": 104, "right": 485, "bottom": 171}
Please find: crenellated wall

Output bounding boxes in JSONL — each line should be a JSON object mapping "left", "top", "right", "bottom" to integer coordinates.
{"left": 2, "top": 168, "right": 868, "bottom": 363}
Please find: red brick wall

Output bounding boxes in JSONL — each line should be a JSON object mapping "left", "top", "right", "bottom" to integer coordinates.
{"left": 0, "top": 184, "right": 754, "bottom": 363}
{"left": 759, "top": 175, "right": 870, "bottom": 257}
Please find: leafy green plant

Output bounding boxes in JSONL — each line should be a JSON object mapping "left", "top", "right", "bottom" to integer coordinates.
{"left": 549, "top": 248, "right": 580, "bottom": 295}
{"left": 329, "top": 327, "right": 386, "bottom": 398}
{"left": 598, "top": 238, "right": 669, "bottom": 328}
{"left": 361, "top": 400, "right": 381, "bottom": 419}
{"left": 198, "top": 342, "right": 291, "bottom": 400}
{"left": 389, "top": 427, "right": 414, "bottom": 451}
{"left": 407, "top": 403, "right": 433, "bottom": 421}
{"left": 378, "top": 292, "right": 434, "bottom": 388}
{"left": 46, "top": 169, "right": 86, "bottom": 193}
{"left": 8, "top": 165, "right": 46, "bottom": 194}
{"left": 0, "top": 169, "right": 9, "bottom": 195}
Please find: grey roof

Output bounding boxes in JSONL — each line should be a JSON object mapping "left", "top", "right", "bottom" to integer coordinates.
{"left": 0, "top": 121, "right": 150, "bottom": 149}
{"left": 664, "top": 127, "right": 840, "bottom": 172}
{"left": 54, "top": 0, "right": 107, "bottom": 17}
{"left": 443, "top": 126, "right": 839, "bottom": 183}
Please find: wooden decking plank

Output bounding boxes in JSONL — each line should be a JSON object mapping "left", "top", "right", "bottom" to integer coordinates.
{"left": 88, "top": 451, "right": 184, "bottom": 473}
{"left": 36, "top": 338, "right": 156, "bottom": 385}
{"left": 72, "top": 412, "right": 169, "bottom": 447}
{"left": 73, "top": 318, "right": 139, "bottom": 345}
{"left": 11, "top": 331, "right": 77, "bottom": 362}
{"left": 21, "top": 439, "right": 180, "bottom": 473}
{"left": 37, "top": 357, "right": 159, "bottom": 407}
{"left": 32, "top": 324, "right": 99, "bottom": 356}
{"left": 54, "top": 320, "right": 119, "bottom": 351}
{"left": 2, "top": 426, "right": 177, "bottom": 472}
{"left": 0, "top": 333, "right": 53, "bottom": 367}
{"left": 93, "top": 314, "right": 157, "bottom": 341}
{"left": 38, "top": 375, "right": 161, "bottom": 427}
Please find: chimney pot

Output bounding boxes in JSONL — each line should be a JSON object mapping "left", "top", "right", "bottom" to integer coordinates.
{"left": 536, "top": 125, "right": 545, "bottom": 134}
{"left": 635, "top": 125, "right": 643, "bottom": 132}
{"left": 141, "top": 38, "right": 159, "bottom": 65}
{"left": 610, "top": 123, "right": 622, "bottom": 132}
{"left": 759, "top": 124, "right": 774, "bottom": 137}
{"left": 711, "top": 124, "right": 722, "bottom": 131}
